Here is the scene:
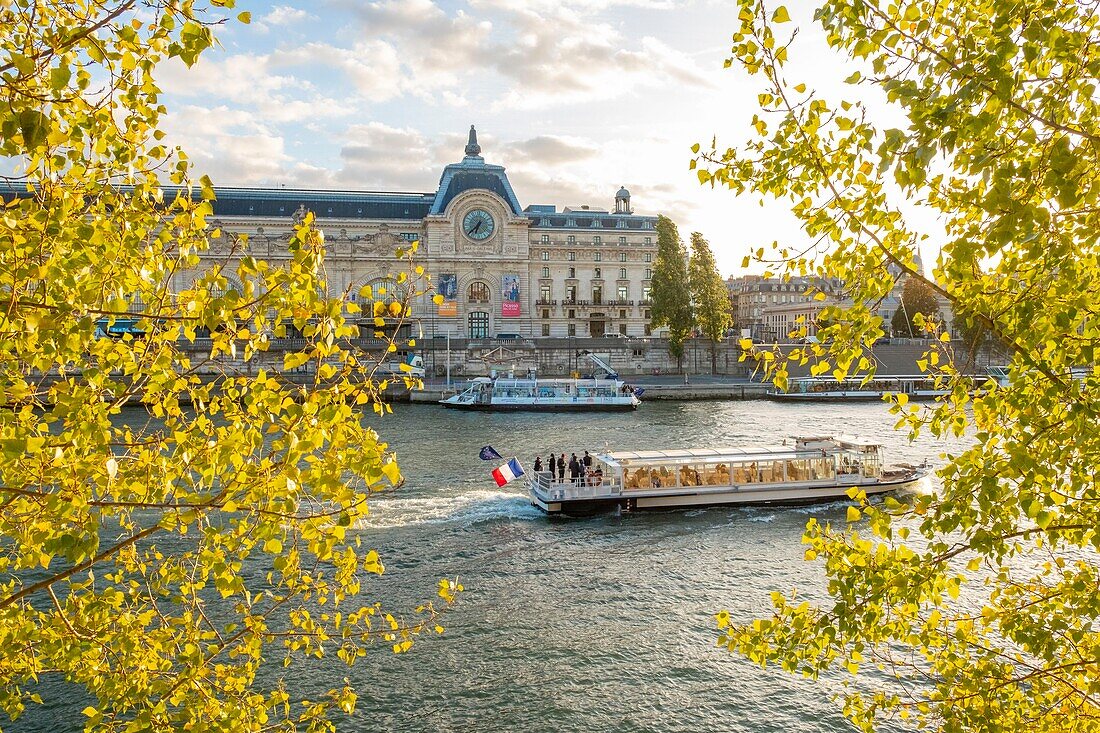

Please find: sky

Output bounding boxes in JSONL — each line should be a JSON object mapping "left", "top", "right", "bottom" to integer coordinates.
{"left": 155, "top": 0, "right": 870, "bottom": 275}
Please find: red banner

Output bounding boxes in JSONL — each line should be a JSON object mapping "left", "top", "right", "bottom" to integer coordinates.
{"left": 502, "top": 301, "right": 520, "bottom": 317}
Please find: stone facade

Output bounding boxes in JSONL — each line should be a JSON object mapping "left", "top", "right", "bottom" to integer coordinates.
{"left": 728, "top": 273, "right": 957, "bottom": 342}
{"left": 176, "top": 127, "right": 660, "bottom": 341}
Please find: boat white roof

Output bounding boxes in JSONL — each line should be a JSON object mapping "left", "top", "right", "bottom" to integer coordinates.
{"left": 801, "top": 434, "right": 882, "bottom": 448}
{"left": 599, "top": 446, "right": 818, "bottom": 467}
{"left": 487, "top": 377, "right": 620, "bottom": 385}
{"left": 597, "top": 436, "right": 881, "bottom": 467}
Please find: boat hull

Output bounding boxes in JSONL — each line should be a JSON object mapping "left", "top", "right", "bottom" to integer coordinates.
{"left": 440, "top": 400, "right": 637, "bottom": 412}
{"left": 529, "top": 472, "right": 925, "bottom": 517}
{"left": 766, "top": 391, "right": 948, "bottom": 402}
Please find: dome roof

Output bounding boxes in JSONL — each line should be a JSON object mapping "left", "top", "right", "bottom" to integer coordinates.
{"left": 616, "top": 186, "right": 630, "bottom": 199}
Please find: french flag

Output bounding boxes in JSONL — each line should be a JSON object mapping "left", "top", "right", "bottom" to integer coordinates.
{"left": 491, "top": 458, "right": 525, "bottom": 487}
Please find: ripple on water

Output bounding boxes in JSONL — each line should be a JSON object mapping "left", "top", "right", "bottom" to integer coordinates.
{"left": 359, "top": 489, "right": 544, "bottom": 529}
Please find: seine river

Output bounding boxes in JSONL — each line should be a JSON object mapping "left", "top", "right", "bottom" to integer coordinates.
{"left": 23, "top": 399, "right": 971, "bottom": 732}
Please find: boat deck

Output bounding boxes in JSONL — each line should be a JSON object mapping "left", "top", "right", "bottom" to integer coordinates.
{"left": 525, "top": 437, "right": 926, "bottom": 515}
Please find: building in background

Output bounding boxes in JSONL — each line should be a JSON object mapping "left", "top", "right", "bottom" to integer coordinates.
{"left": 727, "top": 272, "right": 955, "bottom": 342}
{"left": 173, "top": 127, "right": 660, "bottom": 340}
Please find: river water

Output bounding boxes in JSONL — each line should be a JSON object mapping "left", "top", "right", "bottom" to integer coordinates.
{"left": 22, "top": 399, "right": 971, "bottom": 732}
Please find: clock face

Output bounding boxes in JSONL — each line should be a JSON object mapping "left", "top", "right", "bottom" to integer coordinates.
{"left": 462, "top": 209, "right": 495, "bottom": 241}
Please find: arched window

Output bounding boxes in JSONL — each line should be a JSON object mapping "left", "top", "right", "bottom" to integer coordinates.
{"left": 468, "top": 312, "right": 490, "bottom": 338}
{"left": 361, "top": 276, "right": 411, "bottom": 325}
{"left": 468, "top": 281, "right": 490, "bottom": 302}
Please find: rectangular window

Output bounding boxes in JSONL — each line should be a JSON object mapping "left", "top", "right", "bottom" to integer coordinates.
{"left": 619, "top": 252, "right": 627, "bottom": 262}
{"left": 541, "top": 250, "right": 549, "bottom": 260}
{"left": 619, "top": 309, "right": 627, "bottom": 319}
{"left": 542, "top": 308, "right": 550, "bottom": 319}
{"left": 618, "top": 286, "right": 628, "bottom": 301}
{"left": 644, "top": 252, "right": 652, "bottom": 263}
{"left": 567, "top": 235, "right": 576, "bottom": 244}
{"left": 619, "top": 323, "right": 627, "bottom": 335}
{"left": 568, "top": 251, "right": 576, "bottom": 261}
{"left": 593, "top": 287, "right": 602, "bottom": 304}
{"left": 566, "top": 286, "right": 576, "bottom": 302}
{"left": 468, "top": 312, "right": 490, "bottom": 339}
{"left": 645, "top": 268, "right": 652, "bottom": 279}
{"left": 619, "top": 236, "right": 627, "bottom": 244}
{"left": 594, "top": 236, "right": 602, "bottom": 245}
{"left": 644, "top": 323, "right": 652, "bottom": 336}
{"left": 643, "top": 288, "right": 651, "bottom": 301}
{"left": 619, "top": 267, "right": 627, "bottom": 280}
{"left": 568, "top": 267, "right": 576, "bottom": 278}
{"left": 541, "top": 234, "right": 550, "bottom": 243}
{"left": 568, "top": 323, "right": 576, "bottom": 336}
{"left": 542, "top": 324, "right": 550, "bottom": 336}
{"left": 542, "top": 266, "right": 550, "bottom": 278}
{"left": 644, "top": 237, "right": 651, "bottom": 244}
{"left": 568, "top": 309, "right": 576, "bottom": 319}
{"left": 644, "top": 308, "right": 651, "bottom": 319}
{"left": 594, "top": 267, "right": 601, "bottom": 279}
{"left": 540, "top": 285, "right": 551, "bottom": 301}
{"left": 594, "top": 251, "right": 602, "bottom": 262}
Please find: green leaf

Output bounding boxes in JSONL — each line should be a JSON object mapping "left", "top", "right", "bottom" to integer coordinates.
{"left": 17, "top": 109, "right": 50, "bottom": 150}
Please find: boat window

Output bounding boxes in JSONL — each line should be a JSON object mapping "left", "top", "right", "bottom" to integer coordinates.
{"left": 810, "top": 457, "right": 835, "bottom": 480}
{"left": 677, "top": 465, "right": 704, "bottom": 487}
{"left": 759, "top": 460, "right": 784, "bottom": 482}
{"left": 862, "top": 448, "right": 882, "bottom": 478}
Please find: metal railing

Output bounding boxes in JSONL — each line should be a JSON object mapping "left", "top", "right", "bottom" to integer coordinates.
{"left": 530, "top": 472, "right": 620, "bottom": 501}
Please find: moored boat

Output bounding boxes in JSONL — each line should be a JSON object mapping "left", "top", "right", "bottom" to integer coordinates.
{"left": 440, "top": 376, "right": 640, "bottom": 411}
{"left": 440, "top": 353, "right": 641, "bottom": 411}
{"left": 526, "top": 436, "right": 926, "bottom": 516}
{"left": 766, "top": 375, "right": 951, "bottom": 401}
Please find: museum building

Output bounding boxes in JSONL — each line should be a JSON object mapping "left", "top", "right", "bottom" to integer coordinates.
{"left": 184, "top": 126, "right": 661, "bottom": 340}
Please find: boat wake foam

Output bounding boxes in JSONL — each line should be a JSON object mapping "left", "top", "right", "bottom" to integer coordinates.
{"left": 357, "top": 490, "right": 543, "bottom": 529}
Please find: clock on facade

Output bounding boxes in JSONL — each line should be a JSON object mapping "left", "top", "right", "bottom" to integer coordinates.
{"left": 462, "top": 209, "right": 495, "bottom": 240}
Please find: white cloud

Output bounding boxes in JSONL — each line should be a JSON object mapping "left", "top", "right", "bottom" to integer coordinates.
{"left": 327, "top": 0, "right": 710, "bottom": 109}
{"left": 332, "top": 123, "right": 448, "bottom": 190}
{"left": 501, "top": 135, "right": 600, "bottom": 164}
{"left": 158, "top": 53, "right": 356, "bottom": 123}
{"left": 269, "top": 41, "right": 404, "bottom": 102}
{"left": 261, "top": 5, "right": 313, "bottom": 26}
{"left": 160, "top": 105, "right": 292, "bottom": 185}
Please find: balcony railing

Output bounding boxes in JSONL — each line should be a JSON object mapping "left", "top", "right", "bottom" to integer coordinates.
{"left": 605, "top": 299, "right": 635, "bottom": 306}
{"left": 536, "top": 299, "right": 557, "bottom": 306}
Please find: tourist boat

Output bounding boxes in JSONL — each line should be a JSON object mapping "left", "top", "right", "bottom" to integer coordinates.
{"left": 766, "top": 375, "right": 952, "bottom": 401}
{"left": 439, "top": 353, "right": 641, "bottom": 411}
{"left": 526, "top": 436, "right": 927, "bottom": 516}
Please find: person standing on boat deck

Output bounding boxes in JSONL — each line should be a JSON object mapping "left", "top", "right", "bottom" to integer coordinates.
{"left": 568, "top": 453, "right": 580, "bottom": 485}
{"left": 582, "top": 451, "right": 593, "bottom": 486}
{"left": 558, "top": 453, "right": 566, "bottom": 483}
{"left": 548, "top": 454, "right": 557, "bottom": 481}
{"left": 534, "top": 456, "right": 543, "bottom": 474}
